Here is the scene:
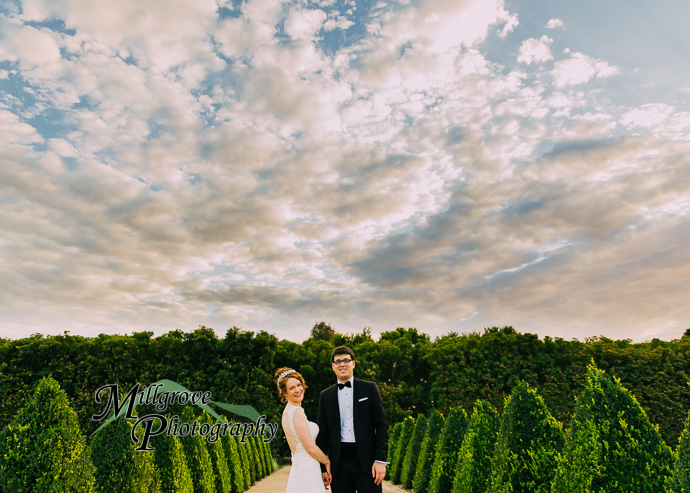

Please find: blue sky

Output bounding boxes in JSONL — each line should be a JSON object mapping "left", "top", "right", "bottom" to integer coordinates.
{"left": 1, "top": 0, "right": 689, "bottom": 342}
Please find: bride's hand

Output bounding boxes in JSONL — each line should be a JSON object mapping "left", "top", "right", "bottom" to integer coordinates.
{"left": 324, "top": 463, "right": 332, "bottom": 486}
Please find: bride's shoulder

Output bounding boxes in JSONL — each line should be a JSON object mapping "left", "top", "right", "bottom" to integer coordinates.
{"left": 285, "top": 404, "right": 305, "bottom": 416}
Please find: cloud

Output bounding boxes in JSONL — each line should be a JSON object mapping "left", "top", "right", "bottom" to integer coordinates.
{"left": 0, "top": 23, "right": 61, "bottom": 68}
{"left": 285, "top": 8, "right": 327, "bottom": 41}
{"left": 546, "top": 18, "right": 564, "bottom": 29}
{"left": 621, "top": 103, "right": 674, "bottom": 131}
{"left": 517, "top": 35, "right": 553, "bottom": 64}
{"left": 551, "top": 52, "right": 620, "bottom": 87}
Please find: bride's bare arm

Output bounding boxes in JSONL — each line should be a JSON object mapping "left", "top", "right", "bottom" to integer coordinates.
{"left": 292, "top": 407, "right": 331, "bottom": 467}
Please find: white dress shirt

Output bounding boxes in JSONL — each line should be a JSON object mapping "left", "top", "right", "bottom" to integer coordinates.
{"left": 337, "top": 377, "right": 356, "bottom": 442}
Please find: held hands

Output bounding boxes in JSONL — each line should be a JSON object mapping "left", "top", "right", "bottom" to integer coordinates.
{"left": 322, "top": 462, "right": 332, "bottom": 488}
{"left": 372, "top": 461, "right": 386, "bottom": 486}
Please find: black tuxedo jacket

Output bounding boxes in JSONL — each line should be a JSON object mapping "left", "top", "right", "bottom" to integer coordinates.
{"left": 316, "top": 378, "right": 389, "bottom": 477}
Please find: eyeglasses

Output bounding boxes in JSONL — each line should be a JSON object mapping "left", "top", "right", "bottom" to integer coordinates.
{"left": 333, "top": 358, "right": 353, "bottom": 366}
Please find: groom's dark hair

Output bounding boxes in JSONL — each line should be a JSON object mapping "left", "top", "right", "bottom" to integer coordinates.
{"left": 331, "top": 345, "right": 355, "bottom": 362}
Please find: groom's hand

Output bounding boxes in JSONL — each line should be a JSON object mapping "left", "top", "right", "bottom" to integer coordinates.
{"left": 372, "top": 462, "right": 386, "bottom": 485}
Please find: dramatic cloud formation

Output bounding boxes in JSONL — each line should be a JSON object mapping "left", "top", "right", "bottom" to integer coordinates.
{"left": 0, "top": 0, "right": 689, "bottom": 342}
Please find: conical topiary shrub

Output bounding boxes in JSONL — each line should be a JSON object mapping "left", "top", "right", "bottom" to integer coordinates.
{"left": 251, "top": 434, "right": 266, "bottom": 479}
{"left": 262, "top": 439, "right": 275, "bottom": 474}
{"left": 242, "top": 437, "right": 257, "bottom": 483}
{"left": 488, "top": 381, "right": 564, "bottom": 493}
{"left": 552, "top": 363, "right": 673, "bottom": 493}
{"left": 667, "top": 411, "right": 690, "bottom": 492}
{"left": 400, "top": 414, "right": 427, "bottom": 488}
{"left": 385, "top": 422, "right": 402, "bottom": 480}
{"left": 237, "top": 436, "right": 252, "bottom": 486}
{"left": 451, "top": 400, "right": 500, "bottom": 493}
{"left": 0, "top": 376, "right": 95, "bottom": 492}
{"left": 221, "top": 433, "right": 245, "bottom": 492}
{"left": 390, "top": 417, "right": 415, "bottom": 484}
{"left": 413, "top": 409, "right": 445, "bottom": 493}
{"left": 451, "top": 401, "right": 499, "bottom": 493}
{"left": 428, "top": 406, "right": 469, "bottom": 493}
{"left": 90, "top": 414, "right": 159, "bottom": 492}
{"left": 199, "top": 414, "right": 232, "bottom": 493}
{"left": 152, "top": 426, "right": 193, "bottom": 493}
{"left": 180, "top": 408, "right": 216, "bottom": 493}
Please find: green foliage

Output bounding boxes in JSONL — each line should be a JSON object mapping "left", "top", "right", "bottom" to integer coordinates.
{"left": 310, "top": 321, "right": 336, "bottom": 342}
{"left": 243, "top": 438, "right": 257, "bottom": 483}
{"left": 0, "top": 376, "right": 95, "bottom": 492}
{"left": 667, "top": 411, "right": 690, "bottom": 492}
{"left": 400, "top": 414, "right": 427, "bottom": 488}
{"left": 170, "top": 437, "right": 195, "bottom": 493}
{"left": 197, "top": 414, "right": 232, "bottom": 493}
{"left": 132, "top": 443, "right": 159, "bottom": 493}
{"left": 385, "top": 422, "right": 401, "bottom": 481}
{"left": 552, "top": 363, "right": 673, "bottom": 493}
{"left": 428, "top": 406, "right": 469, "bottom": 493}
{"left": 221, "top": 434, "right": 245, "bottom": 493}
{"left": 1, "top": 326, "right": 688, "bottom": 451}
{"left": 488, "top": 381, "right": 564, "bottom": 493}
{"left": 152, "top": 430, "right": 193, "bottom": 493}
{"left": 451, "top": 400, "right": 500, "bottom": 493}
{"left": 250, "top": 434, "right": 265, "bottom": 479}
{"left": 390, "top": 417, "right": 415, "bottom": 484}
{"left": 260, "top": 439, "right": 274, "bottom": 475}
{"left": 90, "top": 415, "right": 159, "bottom": 492}
{"left": 0, "top": 326, "right": 689, "bottom": 492}
{"left": 413, "top": 409, "right": 445, "bottom": 493}
{"left": 236, "top": 437, "right": 252, "bottom": 486}
{"left": 180, "top": 408, "right": 216, "bottom": 493}
{"left": 90, "top": 416, "right": 135, "bottom": 492}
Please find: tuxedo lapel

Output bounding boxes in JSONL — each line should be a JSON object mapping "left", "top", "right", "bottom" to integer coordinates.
{"left": 328, "top": 385, "right": 341, "bottom": 439}
{"left": 353, "top": 378, "right": 364, "bottom": 432}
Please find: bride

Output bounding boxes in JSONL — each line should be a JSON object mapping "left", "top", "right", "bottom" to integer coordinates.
{"left": 275, "top": 367, "right": 332, "bottom": 492}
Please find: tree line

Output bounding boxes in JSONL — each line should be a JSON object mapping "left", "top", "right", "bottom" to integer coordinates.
{"left": 0, "top": 324, "right": 689, "bottom": 459}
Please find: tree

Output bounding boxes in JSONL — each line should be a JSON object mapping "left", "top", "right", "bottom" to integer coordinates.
{"left": 260, "top": 439, "right": 274, "bottom": 475}
{"left": 221, "top": 434, "right": 245, "bottom": 493}
{"left": 390, "top": 417, "right": 415, "bottom": 484}
{"left": 385, "top": 422, "right": 402, "bottom": 480}
{"left": 250, "top": 434, "right": 265, "bottom": 479}
{"left": 451, "top": 400, "right": 500, "bottom": 493}
{"left": 90, "top": 415, "right": 159, "bottom": 492}
{"left": 180, "top": 408, "right": 216, "bottom": 493}
{"left": 198, "top": 414, "right": 232, "bottom": 493}
{"left": 237, "top": 437, "right": 252, "bottom": 486}
{"left": 152, "top": 427, "right": 193, "bottom": 493}
{"left": 667, "top": 411, "right": 690, "bottom": 492}
{"left": 413, "top": 410, "right": 445, "bottom": 493}
{"left": 310, "top": 322, "right": 336, "bottom": 342}
{"left": 552, "top": 363, "right": 673, "bottom": 493}
{"left": 400, "top": 414, "right": 427, "bottom": 488}
{"left": 0, "top": 376, "right": 95, "bottom": 492}
{"left": 428, "top": 406, "right": 469, "bottom": 493}
{"left": 488, "top": 381, "right": 564, "bottom": 493}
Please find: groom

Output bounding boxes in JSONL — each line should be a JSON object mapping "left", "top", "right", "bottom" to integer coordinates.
{"left": 316, "top": 346, "right": 389, "bottom": 493}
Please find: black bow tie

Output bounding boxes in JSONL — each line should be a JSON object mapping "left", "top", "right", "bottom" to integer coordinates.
{"left": 338, "top": 381, "right": 352, "bottom": 390}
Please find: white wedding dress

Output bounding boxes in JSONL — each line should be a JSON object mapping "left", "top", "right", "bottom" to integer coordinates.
{"left": 285, "top": 405, "right": 326, "bottom": 493}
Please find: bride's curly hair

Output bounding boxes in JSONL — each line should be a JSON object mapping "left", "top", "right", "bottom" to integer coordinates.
{"left": 274, "top": 367, "right": 308, "bottom": 403}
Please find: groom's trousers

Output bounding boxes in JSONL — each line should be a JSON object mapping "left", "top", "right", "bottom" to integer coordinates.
{"left": 331, "top": 442, "right": 382, "bottom": 493}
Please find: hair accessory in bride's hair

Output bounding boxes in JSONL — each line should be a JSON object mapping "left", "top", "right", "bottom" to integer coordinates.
{"left": 277, "top": 369, "right": 294, "bottom": 384}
